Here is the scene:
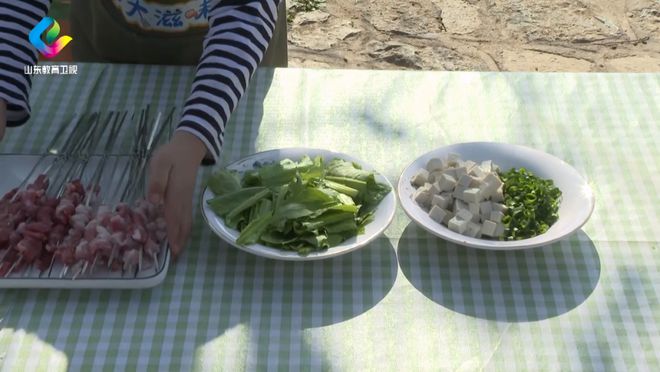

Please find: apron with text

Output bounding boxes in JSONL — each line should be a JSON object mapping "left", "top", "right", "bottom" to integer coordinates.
{"left": 70, "top": 0, "right": 288, "bottom": 67}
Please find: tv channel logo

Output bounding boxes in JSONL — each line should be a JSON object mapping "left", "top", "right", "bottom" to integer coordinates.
{"left": 29, "top": 17, "right": 72, "bottom": 58}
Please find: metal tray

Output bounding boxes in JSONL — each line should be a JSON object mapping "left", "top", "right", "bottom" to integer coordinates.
{"left": 0, "top": 154, "right": 170, "bottom": 288}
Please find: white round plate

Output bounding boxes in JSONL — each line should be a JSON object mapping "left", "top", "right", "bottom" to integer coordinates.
{"left": 398, "top": 142, "right": 595, "bottom": 250}
{"left": 201, "top": 148, "right": 396, "bottom": 261}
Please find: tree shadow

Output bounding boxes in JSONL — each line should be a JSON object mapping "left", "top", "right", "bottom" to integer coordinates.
{"left": 210, "top": 237, "right": 399, "bottom": 329}
{"left": 398, "top": 222, "right": 600, "bottom": 322}
{"left": 191, "top": 237, "right": 398, "bottom": 370}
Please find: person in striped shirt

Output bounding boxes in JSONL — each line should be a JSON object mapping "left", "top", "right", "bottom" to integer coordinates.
{"left": 0, "top": 0, "right": 287, "bottom": 257}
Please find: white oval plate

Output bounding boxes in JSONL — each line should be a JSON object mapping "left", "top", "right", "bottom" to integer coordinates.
{"left": 201, "top": 148, "right": 396, "bottom": 261}
{"left": 398, "top": 142, "right": 595, "bottom": 250}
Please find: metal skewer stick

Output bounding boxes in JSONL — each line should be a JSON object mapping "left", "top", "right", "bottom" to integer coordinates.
{"left": 117, "top": 108, "right": 147, "bottom": 202}
{"left": 59, "top": 265, "right": 68, "bottom": 279}
{"left": 50, "top": 114, "right": 102, "bottom": 197}
{"left": 135, "top": 249, "right": 143, "bottom": 278}
{"left": 124, "top": 109, "right": 174, "bottom": 203}
{"left": 72, "top": 261, "right": 87, "bottom": 280}
{"left": 45, "top": 254, "right": 57, "bottom": 278}
{"left": 90, "top": 255, "right": 98, "bottom": 275}
{"left": 107, "top": 109, "right": 141, "bottom": 203}
{"left": 10, "top": 114, "right": 83, "bottom": 202}
{"left": 4, "top": 256, "right": 23, "bottom": 278}
{"left": 85, "top": 112, "right": 128, "bottom": 207}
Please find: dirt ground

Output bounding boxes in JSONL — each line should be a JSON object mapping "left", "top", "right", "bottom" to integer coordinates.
{"left": 287, "top": 0, "right": 660, "bottom": 72}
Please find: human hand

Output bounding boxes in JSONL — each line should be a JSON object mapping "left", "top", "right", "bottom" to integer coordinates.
{"left": 147, "top": 131, "right": 208, "bottom": 258}
{"left": 0, "top": 99, "right": 6, "bottom": 141}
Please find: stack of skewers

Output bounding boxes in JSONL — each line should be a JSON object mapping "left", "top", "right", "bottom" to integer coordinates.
{"left": 0, "top": 107, "right": 175, "bottom": 280}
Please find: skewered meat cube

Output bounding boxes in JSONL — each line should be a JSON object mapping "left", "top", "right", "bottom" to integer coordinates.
{"left": 83, "top": 220, "right": 98, "bottom": 241}
{"left": 0, "top": 227, "right": 10, "bottom": 249}
{"left": 55, "top": 199, "right": 76, "bottom": 224}
{"left": 54, "top": 244, "right": 76, "bottom": 266}
{"left": 75, "top": 241, "right": 92, "bottom": 262}
{"left": 36, "top": 205, "right": 55, "bottom": 224}
{"left": 96, "top": 225, "right": 112, "bottom": 240}
{"left": 47, "top": 224, "right": 68, "bottom": 246}
{"left": 122, "top": 249, "right": 140, "bottom": 271}
{"left": 16, "top": 236, "right": 44, "bottom": 262}
{"left": 35, "top": 251, "right": 54, "bottom": 272}
{"left": 20, "top": 221, "right": 52, "bottom": 241}
{"left": 89, "top": 238, "right": 113, "bottom": 257}
{"left": 109, "top": 215, "right": 127, "bottom": 233}
{"left": 1, "top": 188, "right": 18, "bottom": 202}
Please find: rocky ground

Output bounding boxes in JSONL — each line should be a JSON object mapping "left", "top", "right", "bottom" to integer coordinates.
{"left": 287, "top": 0, "right": 660, "bottom": 72}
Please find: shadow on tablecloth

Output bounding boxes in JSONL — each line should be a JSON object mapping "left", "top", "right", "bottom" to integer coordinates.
{"left": 397, "top": 222, "right": 600, "bottom": 322}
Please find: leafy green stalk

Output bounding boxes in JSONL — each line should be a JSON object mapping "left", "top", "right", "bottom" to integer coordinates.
{"left": 236, "top": 214, "right": 273, "bottom": 245}
{"left": 323, "top": 179, "right": 359, "bottom": 198}
{"left": 226, "top": 189, "right": 271, "bottom": 221}
{"left": 207, "top": 187, "right": 268, "bottom": 216}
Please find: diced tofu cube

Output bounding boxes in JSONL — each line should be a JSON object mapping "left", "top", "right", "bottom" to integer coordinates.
{"left": 441, "top": 168, "right": 457, "bottom": 179}
{"left": 457, "top": 174, "right": 472, "bottom": 187}
{"left": 494, "top": 223, "right": 505, "bottom": 237}
{"left": 429, "top": 181, "right": 442, "bottom": 194}
{"left": 427, "top": 170, "right": 443, "bottom": 183}
{"left": 483, "top": 173, "right": 503, "bottom": 188}
{"left": 446, "top": 153, "right": 461, "bottom": 167}
{"left": 456, "top": 209, "right": 473, "bottom": 221}
{"left": 452, "top": 184, "right": 468, "bottom": 199}
{"left": 478, "top": 183, "right": 496, "bottom": 200}
{"left": 411, "top": 168, "right": 429, "bottom": 187}
{"left": 492, "top": 186, "right": 504, "bottom": 202}
{"left": 454, "top": 167, "right": 468, "bottom": 179}
{"left": 431, "top": 194, "right": 451, "bottom": 209}
{"left": 491, "top": 203, "right": 508, "bottom": 213}
{"left": 481, "top": 220, "right": 498, "bottom": 237}
{"left": 478, "top": 173, "right": 502, "bottom": 199}
{"left": 421, "top": 182, "right": 434, "bottom": 191}
{"left": 429, "top": 205, "right": 448, "bottom": 224}
{"left": 464, "top": 160, "right": 477, "bottom": 173}
{"left": 468, "top": 203, "right": 480, "bottom": 221}
{"left": 469, "top": 165, "right": 486, "bottom": 179}
{"left": 469, "top": 176, "right": 482, "bottom": 187}
{"left": 413, "top": 188, "right": 433, "bottom": 207}
{"left": 448, "top": 217, "right": 468, "bottom": 234}
{"left": 480, "top": 160, "right": 493, "bottom": 173}
{"left": 440, "top": 192, "right": 454, "bottom": 204}
{"left": 490, "top": 211, "right": 504, "bottom": 223}
{"left": 443, "top": 210, "right": 455, "bottom": 224}
{"left": 480, "top": 201, "right": 493, "bottom": 217}
{"left": 453, "top": 198, "right": 468, "bottom": 212}
{"left": 437, "top": 174, "right": 457, "bottom": 192}
{"left": 465, "top": 222, "right": 482, "bottom": 238}
{"left": 426, "top": 158, "right": 444, "bottom": 172}
{"left": 463, "top": 188, "right": 482, "bottom": 203}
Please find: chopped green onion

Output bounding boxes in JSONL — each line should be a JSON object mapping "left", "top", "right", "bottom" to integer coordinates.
{"left": 498, "top": 167, "right": 562, "bottom": 240}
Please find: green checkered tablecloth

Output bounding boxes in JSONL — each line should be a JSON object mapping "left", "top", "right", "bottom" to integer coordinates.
{"left": 0, "top": 64, "right": 658, "bottom": 371}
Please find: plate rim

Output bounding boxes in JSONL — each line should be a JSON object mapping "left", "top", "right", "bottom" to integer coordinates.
{"left": 201, "top": 147, "right": 397, "bottom": 261}
{"left": 396, "top": 141, "right": 596, "bottom": 250}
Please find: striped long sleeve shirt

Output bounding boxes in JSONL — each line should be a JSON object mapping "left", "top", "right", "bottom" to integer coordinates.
{"left": 0, "top": 0, "right": 280, "bottom": 162}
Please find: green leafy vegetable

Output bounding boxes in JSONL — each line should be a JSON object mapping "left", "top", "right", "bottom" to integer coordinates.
{"left": 206, "top": 155, "right": 391, "bottom": 255}
{"left": 499, "top": 167, "right": 562, "bottom": 240}
{"left": 207, "top": 170, "right": 241, "bottom": 195}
